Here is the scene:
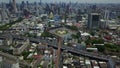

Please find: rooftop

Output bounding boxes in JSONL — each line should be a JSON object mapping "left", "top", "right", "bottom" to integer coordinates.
{"left": 15, "top": 44, "right": 23, "bottom": 48}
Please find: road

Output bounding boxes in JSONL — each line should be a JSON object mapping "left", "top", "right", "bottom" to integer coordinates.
{"left": 1, "top": 34, "right": 120, "bottom": 68}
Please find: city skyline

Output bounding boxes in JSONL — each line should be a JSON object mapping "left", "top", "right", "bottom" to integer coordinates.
{"left": 0, "top": 0, "right": 120, "bottom": 68}
{"left": 1, "top": 0, "right": 120, "bottom": 3}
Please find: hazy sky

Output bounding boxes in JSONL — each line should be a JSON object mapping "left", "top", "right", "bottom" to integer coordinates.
{"left": 1, "top": 0, "right": 120, "bottom": 3}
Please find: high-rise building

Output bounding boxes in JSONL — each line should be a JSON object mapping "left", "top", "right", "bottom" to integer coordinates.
{"left": 0, "top": 57, "right": 2, "bottom": 68}
{"left": 76, "top": 9, "right": 82, "bottom": 22}
{"left": 0, "top": 9, "right": 2, "bottom": 22}
{"left": 104, "top": 10, "right": 109, "bottom": 27}
{"left": 87, "top": 13, "right": 100, "bottom": 29}
{"left": 1, "top": 2, "right": 7, "bottom": 9}
{"left": 104, "top": 10, "right": 109, "bottom": 20}
{"left": 35, "top": 2, "right": 39, "bottom": 16}
{"left": 39, "top": 0, "right": 42, "bottom": 5}
{"left": 49, "top": 12, "right": 54, "bottom": 19}
{"left": 1, "top": 9, "right": 8, "bottom": 22}
{"left": 20, "top": 1, "right": 25, "bottom": 11}
{"left": 12, "top": 0, "right": 17, "bottom": 13}
{"left": 8, "top": 0, "right": 13, "bottom": 13}
{"left": 0, "top": 14, "right": 1, "bottom": 22}
{"left": 26, "top": 1, "right": 29, "bottom": 6}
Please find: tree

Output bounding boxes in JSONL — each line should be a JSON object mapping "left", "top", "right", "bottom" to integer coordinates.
{"left": 117, "top": 16, "right": 120, "bottom": 19}
{"left": 76, "top": 32, "right": 81, "bottom": 38}
{"left": 65, "top": 25, "right": 78, "bottom": 31}
{"left": 104, "top": 43, "right": 120, "bottom": 52}
{"left": 0, "top": 17, "right": 23, "bottom": 30}
{"left": 96, "top": 45, "right": 105, "bottom": 52}
{"left": 71, "top": 34, "right": 77, "bottom": 39}
{"left": 41, "top": 31, "right": 54, "bottom": 37}
{"left": 85, "top": 38, "right": 91, "bottom": 45}
{"left": 91, "top": 39, "right": 104, "bottom": 44}
{"left": 90, "top": 31, "right": 95, "bottom": 36}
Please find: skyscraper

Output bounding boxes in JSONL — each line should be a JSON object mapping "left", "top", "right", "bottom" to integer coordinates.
{"left": 76, "top": 9, "right": 82, "bottom": 23}
{"left": 87, "top": 13, "right": 100, "bottom": 29}
{"left": 40, "top": 0, "right": 42, "bottom": 5}
{"left": 0, "top": 9, "right": 2, "bottom": 22}
{"left": 0, "top": 15, "right": 1, "bottom": 22}
{"left": 104, "top": 10, "right": 109, "bottom": 27}
{"left": 12, "top": 0, "right": 17, "bottom": 13}
{"left": 20, "top": 1, "right": 25, "bottom": 11}
{"left": 1, "top": 9, "right": 8, "bottom": 21}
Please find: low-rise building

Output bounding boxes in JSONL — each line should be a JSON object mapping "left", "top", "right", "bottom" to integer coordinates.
{"left": 13, "top": 39, "right": 29, "bottom": 55}
{"left": 0, "top": 36, "right": 13, "bottom": 46}
{"left": 0, "top": 51, "right": 20, "bottom": 68}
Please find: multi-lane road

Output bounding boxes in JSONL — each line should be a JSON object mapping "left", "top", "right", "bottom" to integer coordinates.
{"left": 1, "top": 34, "right": 120, "bottom": 68}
